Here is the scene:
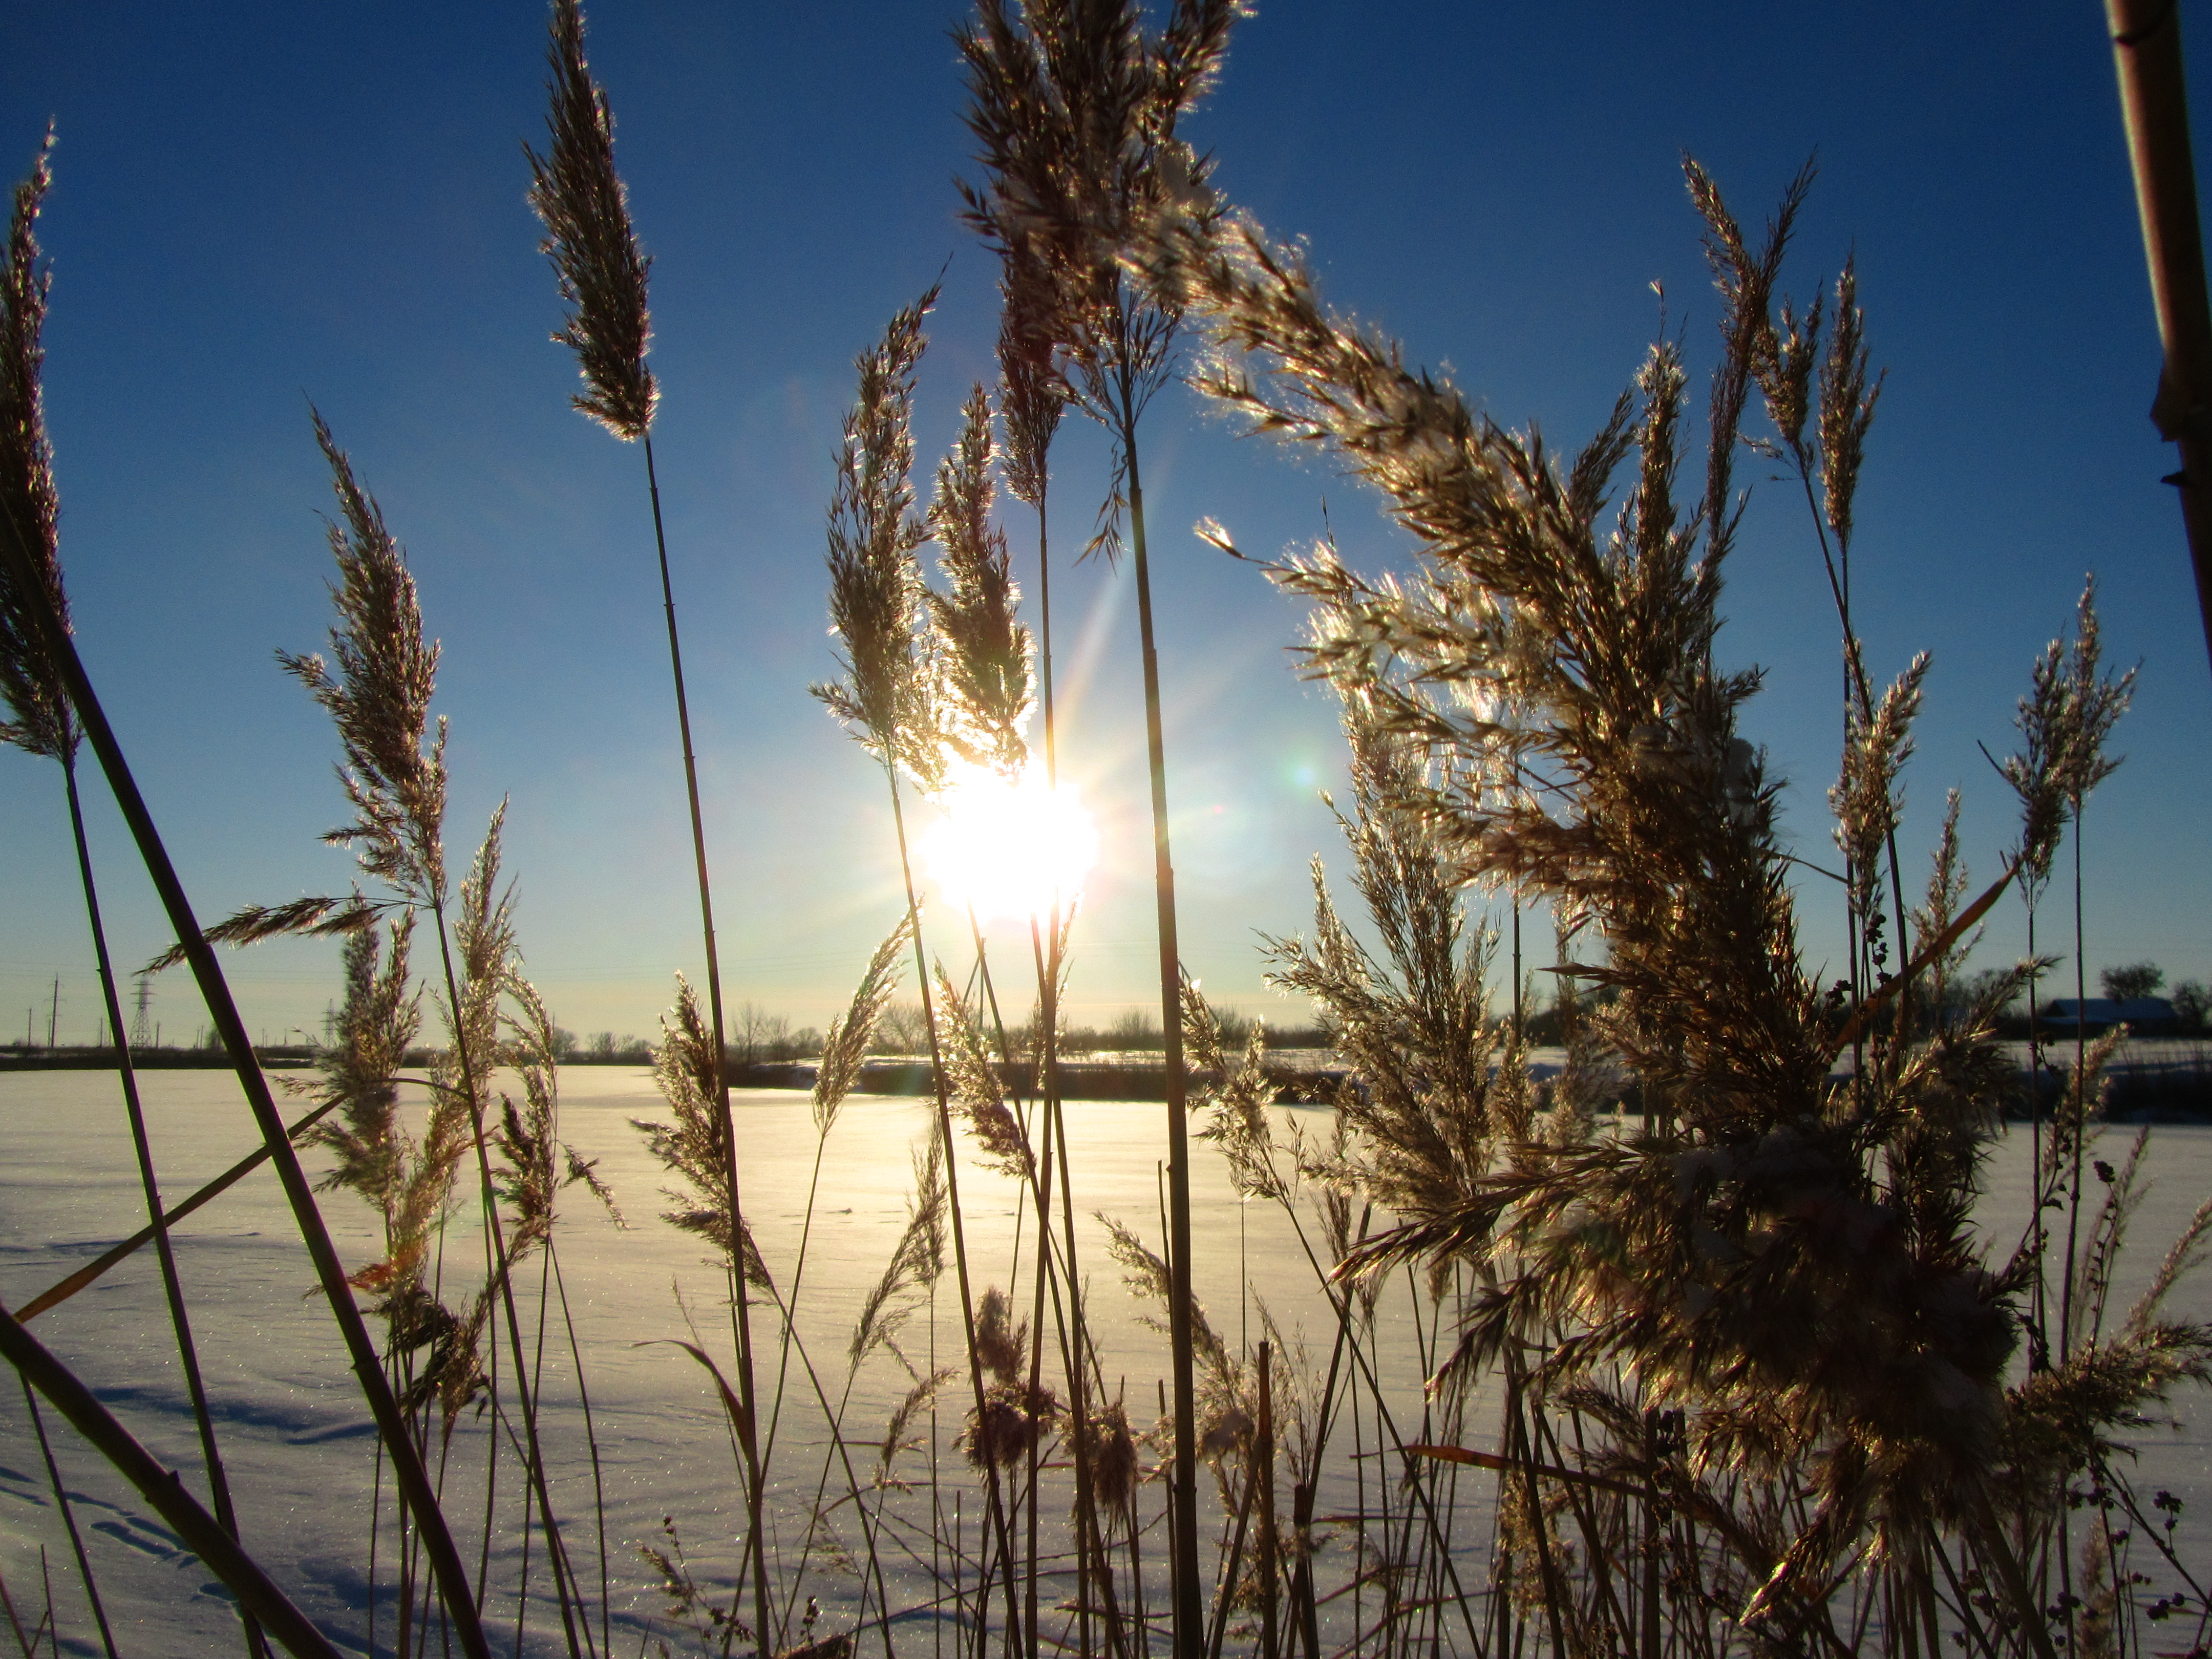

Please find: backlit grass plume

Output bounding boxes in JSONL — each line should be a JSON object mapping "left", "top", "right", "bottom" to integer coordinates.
{"left": 958, "top": 0, "right": 1240, "bottom": 561}
{"left": 0, "top": 129, "right": 71, "bottom": 763}
{"left": 814, "top": 286, "right": 942, "bottom": 785}
{"left": 996, "top": 257, "right": 1064, "bottom": 517}
{"left": 1164, "top": 166, "right": 2120, "bottom": 1642}
{"left": 634, "top": 974, "right": 774, "bottom": 1293}
{"left": 1263, "top": 689, "right": 1513, "bottom": 1222}
{"left": 526, "top": 0, "right": 655, "bottom": 441}
{"left": 308, "top": 914, "right": 421, "bottom": 1220}
{"left": 281, "top": 411, "right": 449, "bottom": 903}
{"left": 927, "top": 382, "right": 1033, "bottom": 780}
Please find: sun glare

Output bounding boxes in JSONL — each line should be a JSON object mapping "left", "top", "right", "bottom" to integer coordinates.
{"left": 919, "top": 762, "right": 1099, "bottom": 928}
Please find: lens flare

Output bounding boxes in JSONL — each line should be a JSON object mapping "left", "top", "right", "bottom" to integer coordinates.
{"left": 919, "top": 761, "right": 1098, "bottom": 928}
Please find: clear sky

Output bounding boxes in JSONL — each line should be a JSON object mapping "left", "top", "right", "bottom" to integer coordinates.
{"left": 5, "top": 2, "right": 2209, "bottom": 1048}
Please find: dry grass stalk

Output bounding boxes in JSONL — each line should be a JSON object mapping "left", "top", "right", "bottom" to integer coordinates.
{"left": 279, "top": 411, "right": 448, "bottom": 902}
{"left": 524, "top": 4, "right": 771, "bottom": 1636}
{"left": 928, "top": 382, "right": 1034, "bottom": 779}
{"left": 1151, "top": 160, "right": 2212, "bottom": 1651}
{"left": 634, "top": 974, "right": 775, "bottom": 1294}
{"left": 814, "top": 287, "right": 942, "bottom": 784}
{"left": 526, "top": 0, "right": 656, "bottom": 441}
{"left": 0, "top": 130, "right": 71, "bottom": 763}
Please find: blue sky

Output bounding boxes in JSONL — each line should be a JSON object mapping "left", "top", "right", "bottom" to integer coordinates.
{"left": 5, "top": 2, "right": 2208, "bottom": 1045}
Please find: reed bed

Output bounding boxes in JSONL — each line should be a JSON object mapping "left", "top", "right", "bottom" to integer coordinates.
{"left": 5, "top": 5, "right": 2212, "bottom": 1658}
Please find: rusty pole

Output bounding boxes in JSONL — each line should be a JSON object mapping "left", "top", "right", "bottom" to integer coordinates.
{"left": 2108, "top": 0, "right": 2212, "bottom": 677}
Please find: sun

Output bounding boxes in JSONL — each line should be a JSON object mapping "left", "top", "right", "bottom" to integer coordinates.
{"left": 919, "top": 761, "right": 1099, "bottom": 928}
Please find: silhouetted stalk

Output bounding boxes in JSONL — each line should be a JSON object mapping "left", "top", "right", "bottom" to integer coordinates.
{"left": 761, "top": 1280, "right": 898, "bottom": 1642}
{"left": 424, "top": 903, "right": 586, "bottom": 1659}
{"left": 475, "top": 1279, "right": 499, "bottom": 1620}
{"left": 20, "top": 1379, "right": 114, "bottom": 1659}
{"left": 56, "top": 750, "right": 265, "bottom": 1657}
{"left": 549, "top": 1244, "right": 612, "bottom": 1659}
{"left": 0, "top": 1299, "right": 346, "bottom": 1659}
{"left": 641, "top": 434, "right": 772, "bottom": 1653}
{"left": 13, "top": 1088, "right": 347, "bottom": 1323}
{"left": 0, "top": 502, "right": 490, "bottom": 1659}
{"left": 2027, "top": 891, "right": 2050, "bottom": 1369}
{"left": 959, "top": 916, "right": 1085, "bottom": 1659}
{"left": 773, "top": 1302, "right": 898, "bottom": 1659}
{"left": 1110, "top": 394, "right": 1204, "bottom": 1659}
{"left": 760, "top": 1090, "right": 835, "bottom": 1472}
{"left": 1027, "top": 453, "right": 1108, "bottom": 1659}
{"left": 2061, "top": 823, "right": 2091, "bottom": 1359}
{"left": 1257, "top": 1341, "right": 1279, "bottom": 1659}
{"left": 949, "top": 920, "right": 1052, "bottom": 1659}
{"left": 1204, "top": 1452, "right": 1256, "bottom": 1659}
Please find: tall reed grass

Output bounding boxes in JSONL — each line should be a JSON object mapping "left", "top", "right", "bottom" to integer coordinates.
{"left": 6, "top": 10, "right": 2212, "bottom": 1659}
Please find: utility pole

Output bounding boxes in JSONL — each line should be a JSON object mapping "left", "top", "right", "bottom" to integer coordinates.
{"left": 47, "top": 977, "right": 58, "bottom": 1051}
{"left": 2108, "top": 0, "right": 2212, "bottom": 677}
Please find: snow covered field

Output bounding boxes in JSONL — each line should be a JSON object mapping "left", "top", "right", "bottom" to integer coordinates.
{"left": 3, "top": 1068, "right": 2209, "bottom": 1655}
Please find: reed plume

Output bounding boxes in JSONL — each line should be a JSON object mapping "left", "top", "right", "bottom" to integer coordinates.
{"left": 634, "top": 974, "right": 775, "bottom": 1294}
{"left": 279, "top": 411, "right": 448, "bottom": 902}
{"left": 0, "top": 131, "right": 70, "bottom": 764}
{"left": 525, "top": 0, "right": 655, "bottom": 441}
{"left": 814, "top": 286, "right": 942, "bottom": 782}
{"left": 1161, "top": 165, "right": 2123, "bottom": 1645}
{"left": 928, "top": 382, "right": 1034, "bottom": 779}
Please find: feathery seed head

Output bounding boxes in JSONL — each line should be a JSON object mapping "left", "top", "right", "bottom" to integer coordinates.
{"left": 958, "top": 0, "right": 1242, "bottom": 559}
{"left": 280, "top": 411, "right": 448, "bottom": 902}
{"left": 932, "top": 963, "right": 1034, "bottom": 1180}
{"left": 1830, "top": 652, "right": 1928, "bottom": 957}
{"left": 526, "top": 0, "right": 657, "bottom": 440}
{"left": 997, "top": 257, "right": 1067, "bottom": 508}
{"left": 929, "top": 381, "right": 1035, "bottom": 779}
{"left": 2002, "top": 633, "right": 2070, "bottom": 889}
{"left": 308, "top": 911, "right": 421, "bottom": 1220}
{"left": 0, "top": 130, "right": 75, "bottom": 764}
{"left": 813, "top": 914, "right": 913, "bottom": 1136}
{"left": 1817, "top": 258, "right": 1882, "bottom": 556}
{"left": 637, "top": 973, "right": 775, "bottom": 1290}
{"left": 1758, "top": 287, "right": 1823, "bottom": 458}
{"left": 814, "top": 288, "right": 944, "bottom": 785}
{"left": 2058, "top": 576, "right": 2135, "bottom": 812}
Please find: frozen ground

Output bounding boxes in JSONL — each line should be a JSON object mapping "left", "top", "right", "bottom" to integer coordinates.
{"left": 2, "top": 1069, "right": 2209, "bottom": 1655}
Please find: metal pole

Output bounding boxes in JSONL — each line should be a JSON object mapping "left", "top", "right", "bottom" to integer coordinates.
{"left": 2109, "top": 0, "right": 2212, "bottom": 676}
